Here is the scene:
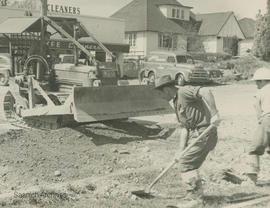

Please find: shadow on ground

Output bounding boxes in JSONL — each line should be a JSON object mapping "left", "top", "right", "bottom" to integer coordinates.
{"left": 204, "top": 192, "right": 268, "bottom": 207}
{"left": 73, "top": 119, "right": 175, "bottom": 146}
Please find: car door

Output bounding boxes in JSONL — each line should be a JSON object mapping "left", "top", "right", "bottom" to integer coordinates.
{"left": 154, "top": 55, "right": 170, "bottom": 78}
{"left": 164, "top": 55, "right": 177, "bottom": 78}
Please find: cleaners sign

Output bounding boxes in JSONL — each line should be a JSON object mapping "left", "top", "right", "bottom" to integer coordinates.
{"left": 47, "top": 4, "right": 80, "bottom": 15}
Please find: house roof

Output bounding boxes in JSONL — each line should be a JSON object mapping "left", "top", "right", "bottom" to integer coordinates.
{"left": 111, "top": 0, "right": 187, "bottom": 34}
{"left": 0, "top": 17, "right": 41, "bottom": 33}
{"left": 239, "top": 18, "right": 255, "bottom": 39}
{"left": 170, "top": 18, "right": 201, "bottom": 34}
{"left": 196, "top": 12, "right": 233, "bottom": 36}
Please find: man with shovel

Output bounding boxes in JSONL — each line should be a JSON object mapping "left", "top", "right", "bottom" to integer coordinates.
{"left": 155, "top": 75, "right": 220, "bottom": 208}
{"left": 244, "top": 67, "right": 270, "bottom": 185}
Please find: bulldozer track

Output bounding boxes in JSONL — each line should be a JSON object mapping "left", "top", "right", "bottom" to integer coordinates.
{"left": 0, "top": 84, "right": 67, "bottom": 130}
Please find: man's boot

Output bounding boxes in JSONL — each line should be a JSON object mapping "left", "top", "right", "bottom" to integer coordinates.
{"left": 243, "top": 155, "right": 260, "bottom": 185}
{"left": 178, "top": 170, "right": 204, "bottom": 208}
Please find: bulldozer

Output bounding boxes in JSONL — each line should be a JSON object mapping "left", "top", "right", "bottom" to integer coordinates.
{"left": 0, "top": 3, "right": 173, "bottom": 130}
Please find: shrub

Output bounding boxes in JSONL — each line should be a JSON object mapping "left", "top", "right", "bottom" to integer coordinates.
{"left": 190, "top": 52, "right": 232, "bottom": 62}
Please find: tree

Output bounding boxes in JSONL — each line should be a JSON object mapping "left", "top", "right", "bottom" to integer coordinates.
{"left": 253, "top": 0, "right": 270, "bottom": 61}
{"left": 252, "top": 10, "right": 264, "bottom": 57}
{"left": 262, "top": 0, "right": 270, "bottom": 60}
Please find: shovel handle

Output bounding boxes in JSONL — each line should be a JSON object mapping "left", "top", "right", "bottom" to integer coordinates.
{"left": 147, "top": 124, "right": 215, "bottom": 192}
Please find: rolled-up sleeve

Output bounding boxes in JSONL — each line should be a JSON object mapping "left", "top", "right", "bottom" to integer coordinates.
{"left": 179, "top": 86, "right": 201, "bottom": 101}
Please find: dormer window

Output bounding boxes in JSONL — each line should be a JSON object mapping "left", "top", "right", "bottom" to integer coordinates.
{"left": 159, "top": 5, "right": 191, "bottom": 20}
{"left": 171, "top": 7, "right": 185, "bottom": 19}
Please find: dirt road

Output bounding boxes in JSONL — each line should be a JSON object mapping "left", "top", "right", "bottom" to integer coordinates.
{"left": 0, "top": 83, "right": 269, "bottom": 208}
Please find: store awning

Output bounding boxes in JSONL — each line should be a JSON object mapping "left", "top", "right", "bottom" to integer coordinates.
{"left": 0, "top": 17, "right": 41, "bottom": 33}
{"left": 0, "top": 16, "right": 88, "bottom": 37}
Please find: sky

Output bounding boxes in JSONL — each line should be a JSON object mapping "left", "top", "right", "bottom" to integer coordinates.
{"left": 46, "top": 0, "right": 267, "bottom": 19}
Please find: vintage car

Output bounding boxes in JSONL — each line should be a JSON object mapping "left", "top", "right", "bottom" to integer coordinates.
{"left": 120, "top": 57, "right": 144, "bottom": 79}
{"left": 139, "top": 51, "right": 210, "bottom": 85}
{"left": 0, "top": 53, "right": 11, "bottom": 86}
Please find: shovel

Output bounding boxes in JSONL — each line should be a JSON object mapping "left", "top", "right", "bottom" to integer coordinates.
{"left": 132, "top": 124, "right": 215, "bottom": 198}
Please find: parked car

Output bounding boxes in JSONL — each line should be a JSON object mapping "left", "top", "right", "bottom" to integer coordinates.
{"left": 0, "top": 53, "right": 11, "bottom": 86}
{"left": 139, "top": 51, "right": 210, "bottom": 86}
{"left": 120, "top": 57, "right": 144, "bottom": 79}
{"left": 205, "top": 68, "right": 224, "bottom": 78}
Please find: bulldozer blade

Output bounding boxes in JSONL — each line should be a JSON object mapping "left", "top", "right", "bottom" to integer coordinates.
{"left": 73, "top": 85, "right": 174, "bottom": 123}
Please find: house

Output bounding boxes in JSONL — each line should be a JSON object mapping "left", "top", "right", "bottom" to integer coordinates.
{"left": 111, "top": 0, "right": 191, "bottom": 57}
{"left": 238, "top": 18, "right": 255, "bottom": 56}
{"left": 196, "top": 12, "right": 245, "bottom": 54}
{"left": 112, "top": 0, "right": 246, "bottom": 56}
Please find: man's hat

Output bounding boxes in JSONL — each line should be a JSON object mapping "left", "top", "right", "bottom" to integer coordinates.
{"left": 252, "top": 67, "right": 270, "bottom": 81}
{"left": 155, "top": 75, "right": 175, "bottom": 89}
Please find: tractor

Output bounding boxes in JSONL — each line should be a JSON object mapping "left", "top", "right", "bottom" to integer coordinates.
{"left": 0, "top": 4, "right": 173, "bottom": 129}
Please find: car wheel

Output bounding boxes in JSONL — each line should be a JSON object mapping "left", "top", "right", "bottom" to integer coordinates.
{"left": 148, "top": 72, "right": 155, "bottom": 85}
{"left": 0, "top": 71, "right": 9, "bottom": 86}
{"left": 176, "top": 74, "right": 185, "bottom": 86}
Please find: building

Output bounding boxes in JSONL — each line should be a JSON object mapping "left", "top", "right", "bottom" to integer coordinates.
{"left": 238, "top": 18, "right": 255, "bottom": 56}
{"left": 111, "top": 0, "right": 190, "bottom": 57}
{"left": 112, "top": 0, "right": 246, "bottom": 56}
{"left": 196, "top": 12, "right": 245, "bottom": 54}
{"left": 0, "top": 5, "right": 130, "bottom": 74}
{"left": 0, "top": 6, "right": 129, "bottom": 55}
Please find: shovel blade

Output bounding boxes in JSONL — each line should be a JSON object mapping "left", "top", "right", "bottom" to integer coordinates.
{"left": 73, "top": 85, "right": 173, "bottom": 123}
{"left": 131, "top": 190, "right": 154, "bottom": 199}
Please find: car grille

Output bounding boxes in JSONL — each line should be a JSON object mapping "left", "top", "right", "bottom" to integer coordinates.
{"left": 190, "top": 70, "right": 209, "bottom": 81}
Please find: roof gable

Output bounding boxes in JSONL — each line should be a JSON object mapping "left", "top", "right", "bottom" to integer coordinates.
{"left": 239, "top": 18, "right": 255, "bottom": 38}
{"left": 111, "top": 0, "right": 187, "bottom": 34}
{"left": 196, "top": 12, "right": 232, "bottom": 36}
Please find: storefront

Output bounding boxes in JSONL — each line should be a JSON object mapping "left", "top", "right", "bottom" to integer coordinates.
{"left": 0, "top": 6, "right": 129, "bottom": 75}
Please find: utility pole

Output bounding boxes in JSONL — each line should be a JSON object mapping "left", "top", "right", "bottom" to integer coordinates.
{"left": 37, "top": 0, "right": 47, "bottom": 79}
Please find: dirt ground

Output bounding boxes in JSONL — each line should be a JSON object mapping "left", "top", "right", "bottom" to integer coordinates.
{"left": 0, "top": 82, "right": 269, "bottom": 208}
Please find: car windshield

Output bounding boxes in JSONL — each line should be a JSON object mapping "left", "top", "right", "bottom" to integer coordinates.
{"left": 176, "top": 55, "right": 194, "bottom": 64}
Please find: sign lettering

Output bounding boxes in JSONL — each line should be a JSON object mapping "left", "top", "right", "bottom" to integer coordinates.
{"left": 47, "top": 4, "right": 80, "bottom": 15}
{"left": 48, "top": 40, "right": 102, "bottom": 51}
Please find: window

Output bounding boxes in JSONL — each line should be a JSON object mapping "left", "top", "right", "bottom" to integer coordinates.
{"left": 125, "top": 33, "right": 136, "bottom": 46}
{"left": 159, "top": 33, "right": 171, "bottom": 48}
{"left": 176, "top": 9, "right": 180, "bottom": 18}
{"left": 176, "top": 55, "right": 194, "bottom": 64}
{"left": 176, "top": 55, "right": 187, "bottom": 63}
{"left": 172, "top": 8, "right": 176, "bottom": 18}
{"left": 167, "top": 56, "right": 175, "bottom": 63}
{"left": 158, "top": 33, "right": 178, "bottom": 49}
{"left": 181, "top": 10, "right": 184, "bottom": 19}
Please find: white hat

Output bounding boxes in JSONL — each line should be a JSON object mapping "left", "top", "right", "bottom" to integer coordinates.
{"left": 252, "top": 67, "right": 270, "bottom": 81}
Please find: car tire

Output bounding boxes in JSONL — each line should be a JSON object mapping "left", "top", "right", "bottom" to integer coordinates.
{"left": 0, "top": 70, "right": 9, "bottom": 86}
{"left": 176, "top": 74, "right": 185, "bottom": 86}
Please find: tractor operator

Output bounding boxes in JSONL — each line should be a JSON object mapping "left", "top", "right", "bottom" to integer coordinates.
{"left": 27, "top": 31, "right": 52, "bottom": 79}
{"left": 244, "top": 67, "right": 270, "bottom": 185}
{"left": 155, "top": 75, "right": 220, "bottom": 208}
